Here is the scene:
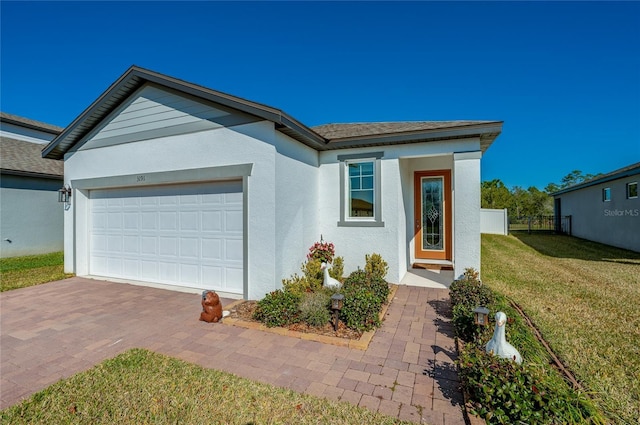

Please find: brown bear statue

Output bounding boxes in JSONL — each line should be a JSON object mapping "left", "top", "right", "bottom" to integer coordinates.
{"left": 199, "top": 291, "right": 223, "bottom": 323}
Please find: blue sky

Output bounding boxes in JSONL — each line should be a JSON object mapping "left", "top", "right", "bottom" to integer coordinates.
{"left": 2, "top": 1, "right": 639, "bottom": 190}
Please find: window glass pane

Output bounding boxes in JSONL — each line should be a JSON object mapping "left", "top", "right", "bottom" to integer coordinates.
{"left": 628, "top": 182, "right": 638, "bottom": 198}
{"left": 362, "top": 176, "right": 374, "bottom": 190}
{"left": 603, "top": 187, "right": 611, "bottom": 202}
{"left": 350, "top": 190, "right": 374, "bottom": 217}
{"left": 348, "top": 164, "right": 360, "bottom": 177}
{"left": 347, "top": 160, "right": 375, "bottom": 218}
{"left": 360, "top": 162, "right": 374, "bottom": 175}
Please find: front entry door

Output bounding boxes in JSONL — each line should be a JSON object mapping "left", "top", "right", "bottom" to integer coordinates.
{"left": 414, "top": 170, "right": 452, "bottom": 261}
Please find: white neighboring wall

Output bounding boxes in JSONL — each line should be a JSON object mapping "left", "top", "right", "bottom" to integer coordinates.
{"left": 481, "top": 208, "right": 509, "bottom": 235}
{"left": 0, "top": 176, "right": 64, "bottom": 257}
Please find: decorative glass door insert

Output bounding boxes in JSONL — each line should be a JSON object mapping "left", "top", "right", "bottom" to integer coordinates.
{"left": 414, "top": 170, "right": 452, "bottom": 261}
{"left": 421, "top": 177, "right": 444, "bottom": 250}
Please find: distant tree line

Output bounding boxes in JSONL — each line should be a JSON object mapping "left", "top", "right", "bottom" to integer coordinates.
{"left": 481, "top": 170, "right": 601, "bottom": 217}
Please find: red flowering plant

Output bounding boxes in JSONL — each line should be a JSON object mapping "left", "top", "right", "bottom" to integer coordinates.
{"left": 307, "top": 239, "right": 335, "bottom": 264}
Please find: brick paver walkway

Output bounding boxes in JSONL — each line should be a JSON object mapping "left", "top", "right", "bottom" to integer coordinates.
{"left": 0, "top": 277, "right": 464, "bottom": 424}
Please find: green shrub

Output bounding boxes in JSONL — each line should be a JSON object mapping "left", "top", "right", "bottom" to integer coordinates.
{"left": 339, "top": 273, "right": 383, "bottom": 332}
{"left": 364, "top": 253, "right": 388, "bottom": 280}
{"left": 253, "top": 290, "right": 300, "bottom": 328}
{"left": 459, "top": 344, "right": 602, "bottom": 424}
{"left": 329, "top": 256, "right": 344, "bottom": 281}
{"left": 281, "top": 273, "right": 307, "bottom": 296}
{"left": 449, "top": 268, "right": 495, "bottom": 342}
{"left": 449, "top": 268, "right": 494, "bottom": 310}
{"left": 299, "top": 292, "right": 331, "bottom": 327}
{"left": 301, "top": 258, "right": 323, "bottom": 290}
{"left": 343, "top": 269, "right": 390, "bottom": 306}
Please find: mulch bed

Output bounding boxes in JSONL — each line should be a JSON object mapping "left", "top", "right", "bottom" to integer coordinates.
{"left": 227, "top": 300, "right": 363, "bottom": 340}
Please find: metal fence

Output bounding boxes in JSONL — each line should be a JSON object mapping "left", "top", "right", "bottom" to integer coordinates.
{"left": 509, "top": 215, "right": 572, "bottom": 235}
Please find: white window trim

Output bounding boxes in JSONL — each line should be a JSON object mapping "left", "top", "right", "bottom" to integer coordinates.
{"left": 603, "top": 187, "right": 611, "bottom": 202}
{"left": 337, "top": 152, "right": 384, "bottom": 227}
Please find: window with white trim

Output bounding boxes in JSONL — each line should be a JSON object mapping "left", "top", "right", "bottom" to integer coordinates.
{"left": 602, "top": 187, "right": 611, "bottom": 202}
{"left": 348, "top": 160, "right": 374, "bottom": 217}
{"left": 337, "top": 152, "right": 384, "bottom": 227}
{"left": 627, "top": 182, "right": 638, "bottom": 199}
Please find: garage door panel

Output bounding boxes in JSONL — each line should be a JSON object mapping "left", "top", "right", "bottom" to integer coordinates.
{"left": 159, "top": 237, "right": 178, "bottom": 256}
{"left": 159, "top": 212, "right": 178, "bottom": 230}
{"left": 123, "top": 259, "right": 139, "bottom": 276}
{"left": 141, "top": 236, "right": 157, "bottom": 254}
{"left": 180, "top": 237, "right": 199, "bottom": 258}
{"left": 225, "top": 268, "right": 243, "bottom": 290}
{"left": 92, "top": 256, "right": 108, "bottom": 276}
{"left": 202, "top": 193, "right": 223, "bottom": 204}
{"left": 225, "top": 191, "right": 242, "bottom": 204}
{"left": 108, "top": 212, "right": 122, "bottom": 230}
{"left": 107, "top": 257, "right": 123, "bottom": 275}
{"left": 180, "top": 263, "right": 199, "bottom": 284}
{"left": 202, "top": 211, "right": 222, "bottom": 231}
{"left": 180, "top": 212, "right": 199, "bottom": 230}
{"left": 123, "top": 235, "right": 138, "bottom": 254}
{"left": 141, "top": 261, "right": 158, "bottom": 279}
{"left": 108, "top": 235, "right": 122, "bottom": 252}
{"left": 202, "top": 238, "right": 222, "bottom": 260}
{"left": 226, "top": 211, "right": 243, "bottom": 232}
{"left": 123, "top": 213, "right": 138, "bottom": 230}
{"left": 226, "top": 239, "right": 243, "bottom": 261}
{"left": 90, "top": 181, "right": 243, "bottom": 294}
{"left": 141, "top": 212, "right": 157, "bottom": 230}
{"left": 159, "top": 262, "right": 178, "bottom": 281}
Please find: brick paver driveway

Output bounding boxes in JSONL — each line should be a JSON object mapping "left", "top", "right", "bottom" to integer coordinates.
{"left": 1, "top": 277, "right": 465, "bottom": 424}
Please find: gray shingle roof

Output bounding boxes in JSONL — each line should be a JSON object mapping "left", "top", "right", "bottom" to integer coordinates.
{"left": 0, "top": 137, "right": 64, "bottom": 178}
{"left": 312, "top": 121, "right": 500, "bottom": 140}
{"left": 0, "top": 112, "right": 64, "bottom": 135}
{"left": 43, "top": 65, "right": 503, "bottom": 159}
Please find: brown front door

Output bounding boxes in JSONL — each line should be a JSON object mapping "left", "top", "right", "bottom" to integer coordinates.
{"left": 414, "top": 170, "right": 452, "bottom": 261}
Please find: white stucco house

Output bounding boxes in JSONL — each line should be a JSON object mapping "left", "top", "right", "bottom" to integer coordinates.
{"left": 43, "top": 66, "right": 503, "bottom": 299}
{"left": 552, "top": 162, "right": 639, "bottom": 252}
{"left": 1, "top": 113, "right": 64, "bottom": 258}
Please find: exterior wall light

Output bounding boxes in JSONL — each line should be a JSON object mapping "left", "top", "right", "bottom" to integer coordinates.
{"left": 330, "top": 293, "right": 344, "bottom": 331}
{"left": 473, "top": 306, "right": 490, "bottom": 326}
{"left": 58, "top": 185, "right": 72, "bottom": 203}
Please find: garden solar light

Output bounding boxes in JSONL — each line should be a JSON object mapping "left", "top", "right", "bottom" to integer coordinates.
{"left": 330, "top": 293, "right": 344, "bottom": 331}
{"left": 473, "top": 306, "right": 490, "bottom": 326}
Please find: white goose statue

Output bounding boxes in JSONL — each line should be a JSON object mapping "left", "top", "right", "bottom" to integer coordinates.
{"left": 486, "top": 311, "right": 522, "bottom": 364}
{"left": 321, "top": 262, "right": 341, "bottom": 289}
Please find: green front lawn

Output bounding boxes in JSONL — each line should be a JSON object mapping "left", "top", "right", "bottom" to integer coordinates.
{"left": 482, "top": 233, "right": 640, "bottom": 424}
{"left": 1, "top": 349, "right": 411, "bottom": 425}
{"left": 0, "top": 251, "right": 72, "bottom": 292}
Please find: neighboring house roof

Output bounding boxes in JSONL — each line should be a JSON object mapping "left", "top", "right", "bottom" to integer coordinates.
{"left": 0, "top": 137, "right": 64, "bottom": 178}
{"left": 0, "top": 112, "right": 64, "bottom": 135}
{"left": 551, "top": 162, "right": 640, "bottom": 196}
{"left": 43, "top": 65, "right": 503, "bottom": 160}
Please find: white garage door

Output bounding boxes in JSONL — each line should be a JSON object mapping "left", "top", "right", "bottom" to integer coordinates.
{"left": 89, "top": 181, "right": 243, "bottom": 295}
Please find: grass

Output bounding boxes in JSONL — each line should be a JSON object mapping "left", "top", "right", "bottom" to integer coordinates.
{"left": 482, "top": 233, "right": 640, "bottom": 424}
{"left": 0, "top": 348, "right": 412, "bottom": 425}
{"left": 0, "top": 251, "right": 72, "bottom": 292}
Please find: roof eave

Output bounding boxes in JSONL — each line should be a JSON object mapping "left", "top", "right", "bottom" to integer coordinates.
{"left": 1, "top": 169, "right": 63, "bottom": 179}
{"left": 324, "top": 122, "right": 503, "bottom": 151}
{"left": 43, "top": 66, "right": 327, "bottom": 159}
{"left": 551, "top": 165, "right": 640, "bottom": 196}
